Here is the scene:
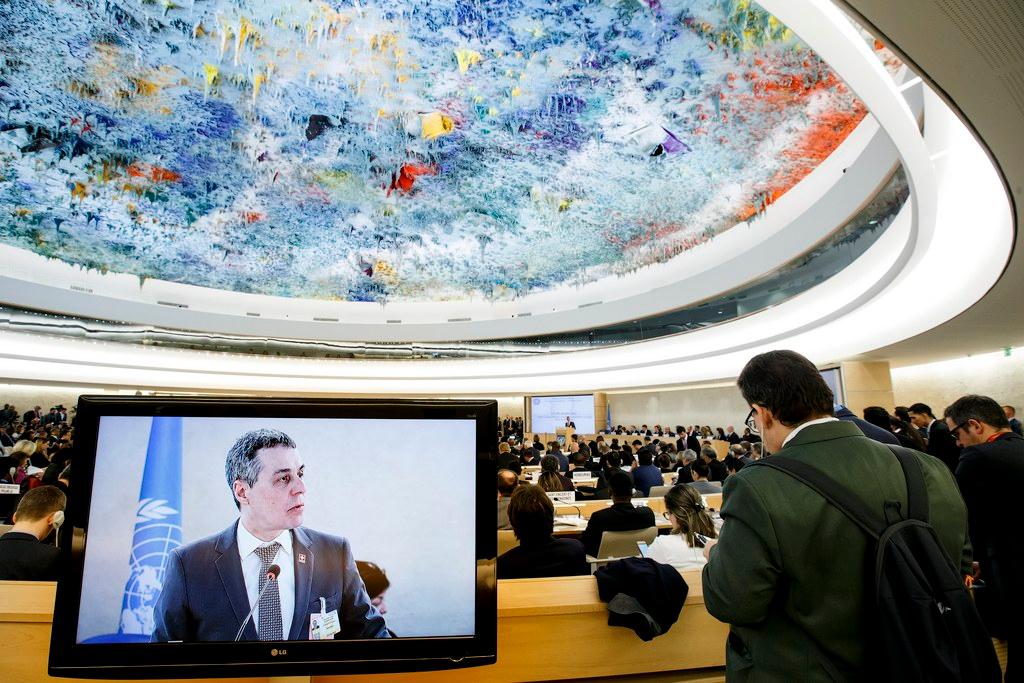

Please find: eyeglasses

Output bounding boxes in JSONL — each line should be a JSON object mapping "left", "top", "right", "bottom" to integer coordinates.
{"left": 745, "top": 408, "right": 759, "bottom": 435}
{"left": 662, "top": 511, "right": 671, "bottom": 521}
{"left": 948, "top": 419, "right": 972, "bottom": 439}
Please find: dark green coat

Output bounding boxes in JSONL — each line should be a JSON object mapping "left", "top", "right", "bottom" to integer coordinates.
{"left": 701, "top": 420, "right": 971, "bottom": 681}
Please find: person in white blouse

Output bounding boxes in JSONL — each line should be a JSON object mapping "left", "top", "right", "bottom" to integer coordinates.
{"left": 646, "top": 484, "right": 718, "bottom": 571}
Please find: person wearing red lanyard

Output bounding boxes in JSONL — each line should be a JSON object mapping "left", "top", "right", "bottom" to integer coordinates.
{"left": 945, "top": 394, "right": 1024, "bottom": 682}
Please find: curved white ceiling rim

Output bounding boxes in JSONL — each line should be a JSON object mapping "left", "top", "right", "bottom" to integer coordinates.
{"left": 0, "top": 0, "right": 1012, "bottom": 393}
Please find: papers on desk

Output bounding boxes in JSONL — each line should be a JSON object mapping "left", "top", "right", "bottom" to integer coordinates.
{"left": 546, "top": 491, "right": 575, "bottom": 505}
{"left": 553, "top": 515, "right": 588, "bottom": 528}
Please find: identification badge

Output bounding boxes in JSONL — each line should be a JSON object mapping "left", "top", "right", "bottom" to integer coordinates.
{"left": 309, "top": 597, "right": 341, "bottom": 640}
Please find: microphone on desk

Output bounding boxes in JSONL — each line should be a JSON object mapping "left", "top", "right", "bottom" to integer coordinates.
{"left": 234, "top": 564, "right": 281, "bottom": 642}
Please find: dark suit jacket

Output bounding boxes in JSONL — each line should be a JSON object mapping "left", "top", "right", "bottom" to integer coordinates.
{"left": 686, "top": 434, "right": 701, "bottom": 452}
{"left": 955, "top": 432, "right": 1024, "bottom": 563}
{"left": 497, "top": 537, "right": 588, "bottom": 579}
{"left": 727, "top": 432, "right": 741, "bottom": 445}
{"left": 581, "top": 502, "right": 656, "bottom": 556}
{"left": 0, "top": 531, "right": 60, "bottom": 580}
{"left": 927, "top": 420, "right": 961, "bottom": 473}
{"left": 708, "top": 458, "right": 728, "bottom": 482}
{"left": 152, "top": 522, "right": 388, "bottom": 642}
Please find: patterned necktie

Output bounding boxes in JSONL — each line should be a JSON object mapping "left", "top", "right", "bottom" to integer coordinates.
{"left": 254, "top": 542, "right": 283, "bottom": 641}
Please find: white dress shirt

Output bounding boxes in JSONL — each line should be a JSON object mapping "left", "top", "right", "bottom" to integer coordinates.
{"left": 236, "top": 522, "right": 295, "bottom": 639}
{"left": 646, "top": 533, "right": 708, "bottom": 571}
{"left": 781, "top": 416, "right": 840, "bottom": 448}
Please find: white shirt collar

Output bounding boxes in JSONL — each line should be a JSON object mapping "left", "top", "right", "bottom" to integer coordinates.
{"left": 236, "top": 520, "right": 293, "bottom": 560}
{"left": 928, "top": 418, "right": 937, "bottom": 430}
{"left": 782, "top": 416, "right": 840, "bottom": 448}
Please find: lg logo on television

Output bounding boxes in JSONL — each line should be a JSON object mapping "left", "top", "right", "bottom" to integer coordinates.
{"left": 270, "top": 649, "right": 288, "bottom": 657}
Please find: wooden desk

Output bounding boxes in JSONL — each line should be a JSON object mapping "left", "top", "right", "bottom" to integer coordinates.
{"left": 0, "top": 582, "right": 270, "bottom": 683}
{"left": 552, "top": 518, "right": 673, "bottom": 537}
{"left": 554, "top": 497, "right": 667, "bottom": 519}
{"left": 1, "top": 573, "right": 727, "bottom": 683}
{"left": 322, "top": 572, "right": 727, "bottom": 682}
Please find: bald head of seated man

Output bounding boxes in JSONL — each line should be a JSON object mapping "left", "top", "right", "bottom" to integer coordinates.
{"left": 496, "top": 469, "right": 518, "bottom": 530}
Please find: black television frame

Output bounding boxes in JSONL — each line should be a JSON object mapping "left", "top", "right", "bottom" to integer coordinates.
{"left": 49, "top": 395, "right": 498, "bottom": 678}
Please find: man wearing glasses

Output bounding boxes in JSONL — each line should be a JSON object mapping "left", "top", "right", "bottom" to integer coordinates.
{"left": 701, "top": 350, "right": 971, "bottom": 681}
{"left": 945, "top": 394, "right": 1024, "bottom": 681}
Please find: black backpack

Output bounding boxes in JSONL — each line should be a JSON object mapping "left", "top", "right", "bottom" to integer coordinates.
{"left": 755, "top": 445, "right": 1001, "bottom": 682}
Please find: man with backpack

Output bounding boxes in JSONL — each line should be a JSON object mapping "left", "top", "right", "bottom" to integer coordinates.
{"left": 701, "top": 350, "right": 999, "bottom": 681}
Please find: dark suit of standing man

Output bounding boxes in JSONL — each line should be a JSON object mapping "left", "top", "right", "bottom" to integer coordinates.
{"left": 909, "top": 403, "right": 960, "bottom": 474}
{"left": 945, "top": 395, "right": 1024, "bottom": 682}
{"left": 152, "top": 429, "right": 388, "bottom": 642}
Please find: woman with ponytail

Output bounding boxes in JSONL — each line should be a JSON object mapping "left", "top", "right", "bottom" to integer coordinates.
{"left": 646, "top": 484, "right": 717, "bottom": 570}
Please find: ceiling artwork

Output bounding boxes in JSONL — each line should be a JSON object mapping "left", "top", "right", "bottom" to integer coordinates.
{"left": 0, "top": 0, "right": 875, "bottom": 304}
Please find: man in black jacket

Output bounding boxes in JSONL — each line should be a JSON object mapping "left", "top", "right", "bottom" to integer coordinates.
{"left": 945, "top": 395, "right": 1024, "bottom": 681}
{"left": 580, "top": 472, "right": 655, "bottom": 556}
{"left": 701, "top": 445, "right": 728, "bottom": 482}
{"left": 0, "top": 485, "right": 66, "bottom": 580}
{"left": 908, "top": 402, "right": 960, "bottom": 473}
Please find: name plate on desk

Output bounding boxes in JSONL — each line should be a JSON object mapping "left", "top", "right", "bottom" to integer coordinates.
{"left": 632, "top": 500, "right": 650, "bottom": 508}
{"left": 572, "top": 471, "right": 592, "bottom": 481}
{"left": 546, "top": 491, "right": 576, "bottom": 505}
{"left": 0, "top": 483, "right": 19, "bottom": 495}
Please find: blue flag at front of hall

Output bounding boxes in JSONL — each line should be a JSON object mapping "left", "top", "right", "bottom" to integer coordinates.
{"left": 115, "top": 416, "right": 184, "bottom": 641}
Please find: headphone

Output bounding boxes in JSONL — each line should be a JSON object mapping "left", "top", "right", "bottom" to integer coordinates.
{"left": 52, "top": 510, "right": 65, "bottom": 548}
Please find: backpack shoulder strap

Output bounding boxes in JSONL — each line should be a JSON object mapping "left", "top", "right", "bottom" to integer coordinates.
{"left": 752, "top": 457, "right": 883, "bottom": 538}
{"left": 886, "top": 445, "right": 930, "bottom": 523}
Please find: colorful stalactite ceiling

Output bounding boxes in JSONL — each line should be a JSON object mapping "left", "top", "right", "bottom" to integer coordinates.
{"left": 0, "top": 0, "right": 891, "bottom": 303}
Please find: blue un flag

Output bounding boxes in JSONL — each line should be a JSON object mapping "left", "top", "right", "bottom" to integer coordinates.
{"left": 115, "top": 416, "right": 183, "bottom": 641}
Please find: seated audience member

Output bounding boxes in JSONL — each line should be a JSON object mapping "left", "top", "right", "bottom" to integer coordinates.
{"left": 890, "top": 415, "right": 927, "bottom": 451}
{"left": 656, "top": 452, "right": 674, "bottom": 473}
{"left": 632, "top": 449, "right": 663, "bottom": 497}
{"left": 520, "top": 446, "right": 540, "bottom": 466}
{"left": 580, "top": 472, "right": 655, "bottom": 557}
{"left": 355, "top": 561, "right": 397, "bottom": 638}
{"left": 355, "top": 561, "right": 391, "bottom": 616}
{"left": 742, "top": 426, "right": 761, "bottom": 444}
{"left": 714, "top": 427, "right": 727, "bottom": 441}
{"left": 945, "top": 395, "right": 1024, "bottom": 677}
{"left": 701, "top": 445, "right": 728, "bottom": 482}
{"left": 496, "top": 442, "right": 519, "bottom": 472}
{"left": 723, "top": 455, "right": 745, "bottom": 477}
{"left": 0, "top": 485, "right": 66, "bottom": 580}
{"left": 725, "top": 426, "right": 741, "bottom": 444}
{"left": 687, "top": 459, "right": 723, "bottom": 494}
{"left": 547, "top": 441, "right": 569, "bottom": 474}
{"left": 749, "top": 442, "right": 763, "bottom": 460}
{"left": 497, "top": 469, "right": 518, "bottom": 530}
{"left": 537, "top": 455, "right": 575, "bottom": 493}
{"left": 674, "top": 449, "right": 697, "bottom": 481}
{"left": 647, "top": 485, "right": 718, "bottom": 570}
{"left": 496, "top": 485, "right": 588, "bottom": 579}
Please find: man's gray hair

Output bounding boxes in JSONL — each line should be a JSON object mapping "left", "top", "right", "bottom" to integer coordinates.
{"left": 225, "top": 429, "right": 297, "bottom": 506}
{"left": 701, "top": 445, "right": 718, "bottom": 460}
{"left": 681, "top": 449, "right": 697, "bottom": 463}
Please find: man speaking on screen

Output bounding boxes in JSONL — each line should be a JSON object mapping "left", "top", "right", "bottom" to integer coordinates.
{"left": 152, "top": 429, "right": 389, "bottom": 642}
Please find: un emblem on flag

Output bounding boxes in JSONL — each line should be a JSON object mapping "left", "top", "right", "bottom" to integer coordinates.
{"left": 119, "top": 498, "right": 182, "bottom": 636}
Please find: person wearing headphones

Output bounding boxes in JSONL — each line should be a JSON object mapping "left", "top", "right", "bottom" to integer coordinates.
{"left": 0, "top": 485, "right": 66, "bottom": 580}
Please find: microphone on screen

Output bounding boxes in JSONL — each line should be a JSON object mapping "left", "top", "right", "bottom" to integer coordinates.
{"left": 233, "top": 563, "right": 282, "bottom": 642}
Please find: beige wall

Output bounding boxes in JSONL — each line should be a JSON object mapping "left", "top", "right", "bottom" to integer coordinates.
{"left": 891, "top": 349, "right": 1024, "bottom": 416}
{"left": 607, "top": 384, "right": 749, "bottom": 430}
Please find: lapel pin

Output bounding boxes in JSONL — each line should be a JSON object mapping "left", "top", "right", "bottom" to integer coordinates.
{"left": 298, "top": 553, "right": 306, "bottom": 564}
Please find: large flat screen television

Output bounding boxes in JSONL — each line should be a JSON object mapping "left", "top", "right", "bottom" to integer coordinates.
{"left": 50, "top": 396, "right": 497, "bottom": 678}
{"left": 529, "top": 394, "right": 596, "bottom": 433}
